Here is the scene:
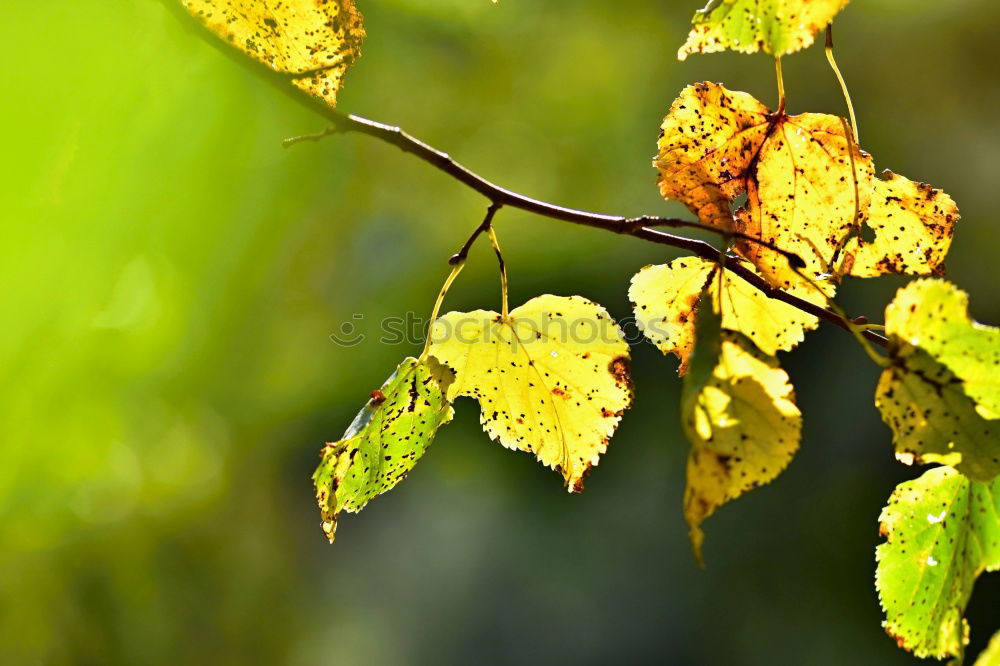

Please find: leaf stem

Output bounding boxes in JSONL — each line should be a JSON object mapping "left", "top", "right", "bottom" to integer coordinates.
{"left": 825, "top": 25, "right": 859, "bottom": 143}
{"left": 488, "top": 226, "right": 509, "bottom": 319}
{"left": 775, "top": 57, "right": 786, "bottom": 115}
{"left": 421, "top": 261, "right": 465, "bottom": 361}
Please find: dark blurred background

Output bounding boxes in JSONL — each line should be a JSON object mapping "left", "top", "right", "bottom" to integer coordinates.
{"left": 2, "top": 0, "right": 998, "bottom": 663}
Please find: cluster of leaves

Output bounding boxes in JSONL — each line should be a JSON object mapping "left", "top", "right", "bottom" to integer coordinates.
{"left": 181, "top": 0, "right": 999, "bottom": 662}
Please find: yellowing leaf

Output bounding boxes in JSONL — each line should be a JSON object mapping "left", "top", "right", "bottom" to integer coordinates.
{"left": 876, "top": 280, "right": 1000, "bottom": 482}
{"left": 629, "top": 257, "right": 822, "bottom": 373}
{"left": 427, "top": 295, "right": 633, "bottom": 491}
{"left": 841, "top": 171, "right": 958, "bottom": 278}
{"left": 975, "top": 630, "right": 1000, "bottom": 666}
{"left": 876, "top": 467, "right": 1000, "bottom": 659}
{"left": 681, "top": 295, "right": 802, "bottom": 562}
{"left": 678, "top": 0, "right": 850, "bottom": 60}
{"left": 654, "top": 83, "right": 771, "bottom": 231}
{"left": 312, "top": 356, "right": 454, "bottom": 542}
{"left": 876, "top": 346, "right": 1000, "bottom": 481}
{"left": 885, "top": 279, "right": 1000, "bottom": 419}
{"left": 655, "top": 82, "right": 872, "bottom": 293}
{"left": 181, "top": 0, "right": 365, "bottom": 107}
{"left": 654, "top": 83, "right": 957, "bottom": 292}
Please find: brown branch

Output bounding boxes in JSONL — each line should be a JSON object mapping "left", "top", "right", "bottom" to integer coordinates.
{"left": 450, "top": 203, "right": 502, "bottom": 265}
{"left": 284, "top": 115, "right": 886, "bottom": 347}
{"left": 162, "top": 0, "right": 887, "bottom": 349}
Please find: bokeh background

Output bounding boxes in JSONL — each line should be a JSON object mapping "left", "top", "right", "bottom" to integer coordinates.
{"left": 2, "top": 0, "right": 998, "bottom": 663}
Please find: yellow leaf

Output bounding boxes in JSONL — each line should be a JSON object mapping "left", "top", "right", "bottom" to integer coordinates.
{"left": 678, "top": 0, "right": 850, "bottom": 60}
{"left": 655, "top": 83, "right": 871, "bottom": 293}
{"left": 654, "top": 82, "right": 773, "bottom": 231}
{"left": 975, "top": 630, "right": 1000, "bottom": 666}
{"left": 885, "top": 279, "right": 999, "bottom": 419}
{"left": 876, "top": 345, "right": 1000, "bottom": 481}
{"left": 682, "top": 328, "right": 802, "bottom": 563}
{"left": 841, "top": 171, "right": 958, "bottom": 278}
{"left": 181, "top": 0, "right": 365, "bottom": 107}
{"left": 654, "top": 83, "right": 957, "bottom": 291}
{"left": 427, "top": 295, "right": 633, "bottom": 491}
{"left": 876, "top": 279, "right": 1000, "bottom": 481}
{"left": 629, "top": 257, "right": 822, "bottom": 373}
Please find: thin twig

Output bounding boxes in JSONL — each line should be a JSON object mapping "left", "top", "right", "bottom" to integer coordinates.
{"left": 450, "top": 203, "right": 502, "bottom": 265}
{"left": 162, "top": 0, "right": 887, "bottom": 349}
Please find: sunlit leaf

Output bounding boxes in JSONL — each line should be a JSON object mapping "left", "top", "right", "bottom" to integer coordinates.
{"left": 975, "top": 630, "right": 1000, "bottom": 666}
{"left": 876, "top": 280, "right": 1000, "bottom": 482}
{"left": 629, "top": 257, "right": 821, "bottom": 373}
{"left": 885, "top": 279, "right": 1000, "bottom": 419}
{"left": 654, "top": 83, "right": 956, "bottom": 293}
{"left": 677, "top": 0, "right": 850, "bottom": 60}
{"left": 655, "top": 82, "right": 870, "bottom": 293}
{"left": 841, "top": 171, "right": 958, "bottom": 278}
{"left": 681, "top": 291, "right": 801, "bottom": 563}
{"left": 877, "top": 346, "right": 1000, "bottom": 481}
{"left": 181, "top": 0, "right": 365, "bottom": 107}
{"left": 876, "top": 467, "right": 1000, "bottom": 659}
{"left": 428, "top": 295, "right": 633, "bottom": 491}
{"left": 312, "top": 356, "right": 455, "bottom": 542}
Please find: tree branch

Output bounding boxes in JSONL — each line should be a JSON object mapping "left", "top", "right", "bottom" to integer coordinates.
{"left": 289, "top": 114, "right": 886, "bottom": 347}
{"left": 162, "top": 0, "right": 887, "bottom": 349}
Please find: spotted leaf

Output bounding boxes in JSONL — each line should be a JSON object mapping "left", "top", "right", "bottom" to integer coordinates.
{"left": 840, "top": 171, "right": 958, "bottom": 278}
{"left": 629, "top": 256, "right": 822, "bottom": 373}
{"left": 678, "top": 0, "right": 850, "bottom": 60}
{"left": 876, "top": 467, "right": 1000, "bottom": 659}
{"left": 312, "top": 356, "right": 454, "bottom": 542}
{"left": 654, "top": 83, "right": 957, "bottom": 293}
{"left": 181, "top": 0, "right": 365, "bottom": 107}
{"left": 876, "top": 280, "right": 1000, "bottom": 482}
{"left": 427, "top": 295, "right": 633, "bottom": 491}
{"left": 885, "top": 280, "right": 1000, "bottom": 419}
{"left": 681, "top": 290, "right": 802, "bottom": 563}
{"left": 655, "top": 82, "right": 872, "bottom": 294}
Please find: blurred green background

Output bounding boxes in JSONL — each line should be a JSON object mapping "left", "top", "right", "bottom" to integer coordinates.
{"left": 2, "top": 0, "right": 998, "bottom": 663}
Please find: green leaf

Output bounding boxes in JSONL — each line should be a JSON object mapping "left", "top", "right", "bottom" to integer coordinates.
{"left": 312, "top": 356, "right": 455, "bottom": 542}
{"left": 427, "top": 294, "right": 633, "bottom": 491}
{"left": 677, "top": 0, "right": 850, "bottom": 60}
{"left": 877, "top": 280, "right": 1000, "bottom": 482}
{"left": 681, "top": 287, "right": 801, "bottom": 564}
{"left": 876, "top": 467, "right": 1000, "bottom": 659}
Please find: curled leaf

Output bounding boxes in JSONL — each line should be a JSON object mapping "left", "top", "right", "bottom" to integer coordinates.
{"left": 629, "top": 257, "right": 822, "bottom": 374}
{"left": 681, "top": 294, "right": 802, "bottom": 563}
{"left": 428, "top": 295, "right": 633, "bottom": 491}
{"left": 181, "top": 0, "right": 365, "bottom": 107}
{"left": 876, "top": 467, "right": 1000, "bottom": 659}
{"left": 313, "top": 356, "right": 455, "bottom": 542}
{"left": 678, "top": 0, "right": 850, "bottom": 60}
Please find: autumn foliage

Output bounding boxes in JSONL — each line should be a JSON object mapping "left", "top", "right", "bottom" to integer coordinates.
{"left": 180, "top": 0, "right": 999, "bottom": 661}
